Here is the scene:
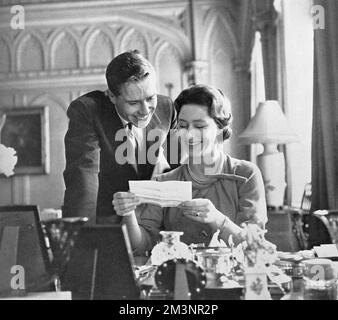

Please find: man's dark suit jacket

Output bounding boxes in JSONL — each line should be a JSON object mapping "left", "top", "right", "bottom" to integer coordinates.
{"left": 63, "top": 90, "right": 178, "bottom": 224}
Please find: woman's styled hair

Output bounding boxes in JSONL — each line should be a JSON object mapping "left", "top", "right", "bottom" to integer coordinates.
{"left": 105, "top": 50, "right": 155, "bottom": 96}
{"left": 174, "top": 85, "right": 232, "bottom": 141}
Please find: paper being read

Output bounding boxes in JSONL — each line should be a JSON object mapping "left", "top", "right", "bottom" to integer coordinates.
{"left": 313, "top": 244, "right": 338, "bottom": 258}
{"left": 129, "top": 180, "right": 192, "bottom": 207}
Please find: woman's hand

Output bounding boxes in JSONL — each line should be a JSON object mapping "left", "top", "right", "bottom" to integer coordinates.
{"left": 178, "top": 198, "right": 225, "bottom": 229}
{"left": 112, "top": 192, "right": 141, "bottom": 217}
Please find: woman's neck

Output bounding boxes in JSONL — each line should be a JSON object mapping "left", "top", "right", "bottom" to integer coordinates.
{"left": 188, "top": 150, "right": 223, "bottom": 180}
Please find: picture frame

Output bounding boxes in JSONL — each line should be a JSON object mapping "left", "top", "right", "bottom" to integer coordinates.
{"left": 0, "top": 106, "right": 50, "bottom": 175}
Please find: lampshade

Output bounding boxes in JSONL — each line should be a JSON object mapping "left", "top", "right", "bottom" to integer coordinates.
{"left": 238, "top": 101, "right": 298, "bottom": 144}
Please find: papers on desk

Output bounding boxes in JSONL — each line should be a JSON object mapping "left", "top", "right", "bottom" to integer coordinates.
{"left": 313, "top": 244, "right": 338, "bottom": 258}
{"left": 129, "top": 180, "right": 192, "bottom": 207}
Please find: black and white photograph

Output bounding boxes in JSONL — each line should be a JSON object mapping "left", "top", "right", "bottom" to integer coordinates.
{"left": 0, "top": 0, "right": 337, "bottom": 308}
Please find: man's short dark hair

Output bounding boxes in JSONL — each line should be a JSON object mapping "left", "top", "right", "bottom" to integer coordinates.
{"left": 105, "top": 50, "right": 154, "bottom": 96}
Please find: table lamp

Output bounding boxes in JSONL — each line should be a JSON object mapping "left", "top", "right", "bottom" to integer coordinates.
{"left": 238, "top": 101, "right": 298, "bottom": 208}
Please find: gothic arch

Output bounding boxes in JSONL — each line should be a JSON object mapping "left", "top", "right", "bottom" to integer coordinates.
{"left": 108, "top": 12, "right": 191, "bottom": 62}
{"left": 0, "top": 37, "right": 11, "bottom": 73}
{"left": 48, "top": 29, "right": 81, "bottom": 69}
{"left": 83, "top": 26, "right": 115, "bottom": 67}
{"left": 29, "top": 93, "right": 67, "bottom": 113}
{"left": 154, "top": 41, "right": 184, "bottom": 98}
{"left": 153, "top": 41, "right": 183, "bottom": 72}
{"left": 119, "top": 27, "right": 150, "bottom": 58}
{"left": 84, "top": 28, "right": 115, "bottom": 68}
{"left": 15, "top": 32, "right": 45, "bottom": 72}
{"left": 202, "top": 10, "right": 239, "bottom": 60}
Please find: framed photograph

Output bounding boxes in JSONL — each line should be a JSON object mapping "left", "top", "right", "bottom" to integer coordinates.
{"left": 0, "top": 106, "right": 50, "bottom": 175}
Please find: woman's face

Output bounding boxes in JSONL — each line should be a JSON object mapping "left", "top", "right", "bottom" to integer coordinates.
{"left": 178, "top": 104, "right": 222, "bottom": 163}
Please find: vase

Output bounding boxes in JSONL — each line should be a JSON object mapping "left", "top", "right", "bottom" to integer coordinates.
{"left": 151, "top": 231, "right": 192, "bottom": 266}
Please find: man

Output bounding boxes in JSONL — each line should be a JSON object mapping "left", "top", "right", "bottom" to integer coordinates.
{"left": 63, "top": 50, "right": 179, "bottom": 224}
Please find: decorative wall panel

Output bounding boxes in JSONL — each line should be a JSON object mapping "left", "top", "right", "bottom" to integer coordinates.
{"left": 0, "top": 38, "right": 11, "bottom": 73}
{"left": 87, "top": 29, "right": 114, "bottom": 68}
{"left": 17, "top": 34, "right": 44, "bottom": 71}
{"left": 120, "top": 28, "right": 148, "bottom": 58}
{"left": 52, "top": 31, "right": 79, "bottom": 70}
{"left": 156, "top": 42, "right": 183, "bottom": 100}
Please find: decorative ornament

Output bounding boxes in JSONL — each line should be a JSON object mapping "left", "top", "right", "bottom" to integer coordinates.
{"left": 237, "top": 223, "right": 277, "bottom": 300}
{"left": 151, "top": 231, "right": 192, "bottom": 266}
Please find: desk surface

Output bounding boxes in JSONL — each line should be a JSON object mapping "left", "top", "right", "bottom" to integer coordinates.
{"left": 0, "top": 291, "right": 71, "bottom": 300}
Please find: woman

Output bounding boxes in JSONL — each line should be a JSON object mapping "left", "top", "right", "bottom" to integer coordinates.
{"left": 113, "top": 85, "right": 267, "bottom": 254}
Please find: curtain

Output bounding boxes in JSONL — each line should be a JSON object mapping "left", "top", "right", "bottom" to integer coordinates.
{"left": 312, "top": 0, "right": 338, "bottom": 211}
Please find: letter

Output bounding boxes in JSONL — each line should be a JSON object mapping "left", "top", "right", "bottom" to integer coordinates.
{"left": 147, "top": 128, "right": 162, "bottom": 165}
{"left": 171, "top": 305, "right": 180, "bottom": 315}
{"left": 146, "top": 307, "right": 153, "bottom": 318}
{"left": 188, "top": 305, "right": 197, "bottom": 314}
{"left": 212, "top": 305, "right": 218, "bottom": 314}
{"left": 129, "top": 306, "right": 135, "bottom": 315}
{"left": 137, "top": 127, "right": 147, "bottom": 165}
{"left": 167, "top": 128, "right": 180, "bottom": 165}
{"left": 311, "top": 5, "right": 325, "bottom": 30}
{"left": 10, "top": 265, "right": 25, "bottom": 290}
{"left": 10, "top": 5, "right": 25, "bottom": 30}
{"left": 119, "top": 307, "right": 126, "bottom": 315}
{"left": 115, "top": 129, "right": 132, "bottom": 165}
{"left": 136, "top": 307, "right": 144, "bottom": 315}
{"left": 198, "top": 305, "right": 204, "bottom": 314}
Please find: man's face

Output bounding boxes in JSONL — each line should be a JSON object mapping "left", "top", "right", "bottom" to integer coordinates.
{"left": 111, "top": 73, "right": 158, "bottom": 128}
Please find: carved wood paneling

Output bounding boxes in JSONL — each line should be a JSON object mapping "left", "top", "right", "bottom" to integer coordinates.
{"left": 87, "top": 30, "right": 114, "bottom": 68}
{"left": 155, "top": 42, "right": 183, "bottom": 99}
{"left": 18, "top": 34, "right": 44, "bottom": 71}
{"left": 120, "top": 28, "right": 149, "bottom": 58}
{"left": 52, "top": 32, "right": 79, "bottom": 70}
{"left": 0, "top": 38, "right": 11, "bottom": 73}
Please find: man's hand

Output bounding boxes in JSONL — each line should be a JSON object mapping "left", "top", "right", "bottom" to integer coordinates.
{"left": 112, "top": 192, "right": 140, "bottom": 216}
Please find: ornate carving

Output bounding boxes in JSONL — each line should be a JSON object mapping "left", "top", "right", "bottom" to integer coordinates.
{"left": 177, "top": 7, "right": 190, "bottom": 36}
{"left": 29, "top": 93, "right": 67, "bottom": 112}
{"left": 52, "top": 32, "right": 79, "bottom": 70}
{"left": 211, "top": 49, "right": 228, "bottom": 86}
{"left": 202, "top": 10, "right": 239, "bottom": 60}
{"left": 155, "top": 43, "right": 183, "bottom": 98}
{"left": 120, "top": 29, "right": 148, "bottom": 58}
{"left": 0, "top": 38, "right": 11, "bottom": 73}
{"left": 17, "top": 34, "right": 44, "bottom": 72}
{"left": 88, "top": 31, "right": 114, "bottom": 68}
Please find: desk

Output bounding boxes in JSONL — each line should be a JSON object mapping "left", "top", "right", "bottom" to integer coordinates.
{"left": 138, "top": 266, "right": 284, "bottom": 300}
{"left": 0, "top": 291, "right": 71, "bottom": 300}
